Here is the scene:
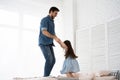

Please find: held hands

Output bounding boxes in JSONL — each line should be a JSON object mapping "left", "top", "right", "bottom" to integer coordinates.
{"left": 54, "top": 36, "right": 61, "bottom": 43}
{"left": 53, "top": 36, "right": 68, "bottom": 50}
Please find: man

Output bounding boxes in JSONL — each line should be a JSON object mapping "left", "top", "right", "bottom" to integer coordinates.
{"left": 39, "top": 7, "right": 61, "bottom": 77}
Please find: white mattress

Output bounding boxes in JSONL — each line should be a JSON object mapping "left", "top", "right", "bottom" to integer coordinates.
{"left": 13, "top": 77, "right": 57, "bottom": 80}
{"left": 13, "top": 76, "right": 116, "bottom": 80}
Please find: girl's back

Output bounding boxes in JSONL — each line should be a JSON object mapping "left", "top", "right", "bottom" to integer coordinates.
{"left": 60, "top": 40, "right": 80, "bottom": 77}
{"left": 61, "top": 56, "right": 80, "bottom": 74}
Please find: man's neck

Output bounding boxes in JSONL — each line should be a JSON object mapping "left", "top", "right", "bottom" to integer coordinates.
{"left": 49, "top": 14, "right": 54, "bottom": 19}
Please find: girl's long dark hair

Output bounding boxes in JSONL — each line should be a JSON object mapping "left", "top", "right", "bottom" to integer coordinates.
{"left": 64, "top": 40, "right": 78, "bottom": 59}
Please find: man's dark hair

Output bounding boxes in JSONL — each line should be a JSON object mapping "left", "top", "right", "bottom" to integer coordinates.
{"left": 49, "top": 7, "right": 59, "bottom": 13}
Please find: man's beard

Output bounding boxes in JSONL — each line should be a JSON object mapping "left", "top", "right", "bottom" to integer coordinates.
{"left": 51, "top": 16, "right": 54, "bottom": 19}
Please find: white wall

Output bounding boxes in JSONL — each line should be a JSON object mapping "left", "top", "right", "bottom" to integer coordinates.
{"left": 1, "top": 0, "right": 120, "bottom": 79}
{"left": 76, "top": 0, "right": 120, "bottom": 72}
{"left": 0, "top": 0, "right": 65, "bottom": 80}
{"left": 62, "top": 0, "right": 77, "bottom": 51}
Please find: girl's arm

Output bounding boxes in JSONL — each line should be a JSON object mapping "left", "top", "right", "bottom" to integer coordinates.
{"left": 59, "top": 40, "right": 68, "bottom": 51}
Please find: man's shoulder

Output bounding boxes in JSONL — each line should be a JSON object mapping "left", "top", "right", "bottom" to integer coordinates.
{"left": 41, "top": 16, "right": 49, "bottom": 21}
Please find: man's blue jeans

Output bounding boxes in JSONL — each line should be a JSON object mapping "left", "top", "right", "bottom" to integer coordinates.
{"left": 40, "top": 45, "right": 56, "bottom": 77}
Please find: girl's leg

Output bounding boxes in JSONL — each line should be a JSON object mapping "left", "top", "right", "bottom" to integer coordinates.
{"left": 66, "top": 72, "right": 80, "bottom": 78}
{"left": 72, "top": 73, "right": 79, "bottom": 78}
{"left": 66, "top": 72, "right": 74, "bottom": 78}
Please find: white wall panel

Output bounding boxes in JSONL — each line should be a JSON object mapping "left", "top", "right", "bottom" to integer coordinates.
{"left": 76, "top": 29, "right": 91, "bottom": 72}
{"left": 108, "top": 18, "right": 120, "bottom": 70}
{"left": 91, "top": 24, "right": 107, "bottom": 71}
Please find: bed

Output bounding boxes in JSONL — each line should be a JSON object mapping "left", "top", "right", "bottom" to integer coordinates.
{"left": 13, "top": 70, "right": 120, "bottom": 80}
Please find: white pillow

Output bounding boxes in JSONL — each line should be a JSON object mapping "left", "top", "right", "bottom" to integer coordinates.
{"left": 57, "top": 77, "right": 79, "bottom": 80}
{"left": 94, "top": 76, "right": 116, "bottom": 80}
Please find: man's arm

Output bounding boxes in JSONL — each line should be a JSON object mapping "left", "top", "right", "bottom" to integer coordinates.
{"left": 42, "top": 30, "right": 55, "bottom": 39}
{"left": 42, "top": 30, "right": 60, "bottom": 43}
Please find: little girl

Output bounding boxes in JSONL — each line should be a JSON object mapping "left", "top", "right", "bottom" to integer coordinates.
{"left": 59, "top": 40, "right": 80, "bottom": 78}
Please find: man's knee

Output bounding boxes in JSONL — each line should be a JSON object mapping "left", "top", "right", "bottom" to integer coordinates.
{"left": 46, "top": 57, "right": 55, "bottom": 65}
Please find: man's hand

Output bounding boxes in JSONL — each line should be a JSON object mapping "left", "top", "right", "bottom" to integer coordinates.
{"left": 53, "top": 36, "right": 61, "bottom": 43}
{"left": 53, "top": 36, "right": 68, "bottom": 50}
{"left": 42, "top": 30, "right": 62, "bottom": 45}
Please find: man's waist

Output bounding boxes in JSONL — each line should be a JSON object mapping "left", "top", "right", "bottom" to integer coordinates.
{"left": 39, "top": 43, "right": 55, "bottom": 46}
